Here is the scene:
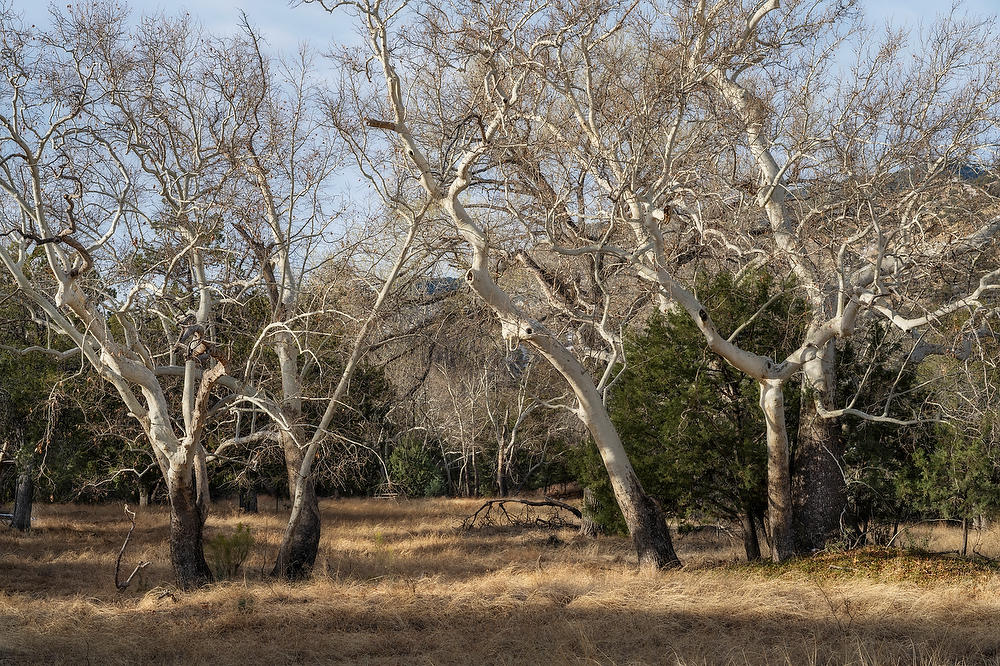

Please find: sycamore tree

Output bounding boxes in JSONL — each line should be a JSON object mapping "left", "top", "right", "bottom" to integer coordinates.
{"left": 208, "top": 22, "right": 423, "bottom": 578}
{"left": 312, "top": 0, "right": 684, "bottom": 569}
{"left": 0, "top": 2, "right": 424, "bottom": 586}
{"left": 0, "top": 5, "right": 301, "bottom": 588}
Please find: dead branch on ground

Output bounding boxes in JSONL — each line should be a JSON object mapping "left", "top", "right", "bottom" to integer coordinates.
{"left": 462, "top": 497, "right": 582, "bottom": 530}
{"left": 114, "top": 504, "right": 149, "bottom": 592}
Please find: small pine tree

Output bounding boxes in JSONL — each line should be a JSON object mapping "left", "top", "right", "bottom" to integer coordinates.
{"left": 900, "top": 422, "right": 1000, "bottom": 555}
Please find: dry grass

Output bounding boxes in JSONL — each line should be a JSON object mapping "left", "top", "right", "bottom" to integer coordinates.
{"left": 2, "top": 499, "right": 1000, "bottom": 665}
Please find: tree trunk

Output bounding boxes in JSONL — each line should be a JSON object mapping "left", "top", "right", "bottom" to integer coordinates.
{"left": 792, "top": 344, "right": 846, "bottom": 553}
{"left": 11, "top": 470, "right": 33, "bottom": 531}
{"left": 579, "top": 486, "right": 600, "bottom": 538}
{"left": 239, "top": 487, "right": 258, "bottom": 514}
{"left": 625, "top": 482, "right": 678, "bottom": 570}
{"left": 760, "top": 381, "right": 795, "bottom": 562}
{"left": 271, "top": 477, "right": 320, "bottom": 579}
{"left": 138, "top": 483, "right": 150, "bottom": 508}
{"left": 496, "top": 444, "right": 508, "bottom": 497}
{"left": 527, "top": 334, "right": 680, "bottom": 570}
{"left": 167, "top": 467, "right": 213, "bottom": 590}
{"left": 742, "top": 503, "right": 762, "bottom": 561}
{"left": 272, "top": 427, "right": 321, "bottom": 579}
{"left": 961, "top": 517, "right": 969, "bottom": 557}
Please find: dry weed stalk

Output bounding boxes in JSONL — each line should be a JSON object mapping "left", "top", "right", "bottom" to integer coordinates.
{"left": 113, "top": 504, "right": 149, "bottom": 592}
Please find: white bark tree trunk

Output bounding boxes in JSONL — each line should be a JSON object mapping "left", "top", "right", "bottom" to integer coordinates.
{"left": 520, "top": 318, "right": 680, "bottom": 569}
{"left": 760, "top": 381, "right": 795, "bottom": 562}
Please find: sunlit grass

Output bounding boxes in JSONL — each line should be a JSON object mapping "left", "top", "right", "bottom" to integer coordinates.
{"left": 2, "top": 498, "right": 999, "bottom": 664}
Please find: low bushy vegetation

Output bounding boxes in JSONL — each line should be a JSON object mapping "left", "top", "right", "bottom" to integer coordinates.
{"left": 205, "top": 524, "right": 255, "bottom": 580}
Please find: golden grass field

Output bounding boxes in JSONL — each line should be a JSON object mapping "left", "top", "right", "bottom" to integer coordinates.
{"left": 2, "top": 498, "right": 1000, "bottom": 665}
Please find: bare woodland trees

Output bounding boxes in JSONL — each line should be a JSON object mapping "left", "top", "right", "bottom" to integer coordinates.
{"left": 210, "top": 24, "right": 343, "bottom": 579}
{"left": 322, "top": 0, "right": 683, "bottom": 569}
{"left": 0, "top": 3, "right": 416, "bottom": 586}
{"left": 693, "top": 1, "right": 999, "bottom": 553}
{"left": 0, "top": 8, "right": 228, "bottom": 586}
{"left": 1, "top": 0, "right": 998, "bottom": 583}
{"left": 0, "top": 7, "right": 303, "bottom": 586}
{"left": 206, "top": 19, "right": 429, "bottom": 577}
{"left": 378, "top": 289, "right": 575, "bottom": 498}
{"left": 515, "top": 0, "right": 1000, "bottom": 561}
{"left": 315, "top": 0, "right": 1000, "bottom": 563}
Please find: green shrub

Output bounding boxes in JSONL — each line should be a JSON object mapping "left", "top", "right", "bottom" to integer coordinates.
{"left": 205, "top": 523, "right": 254, "bottom": 580}
{"left": 388, "top": 438, "right": 447, "bottom": 497}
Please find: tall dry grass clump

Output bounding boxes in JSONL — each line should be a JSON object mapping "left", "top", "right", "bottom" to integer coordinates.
{"left": 2, "top": 499, "right": 1000, "bottom": 664}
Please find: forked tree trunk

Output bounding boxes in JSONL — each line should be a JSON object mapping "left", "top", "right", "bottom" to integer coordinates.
{"left": 167, "top": 467, "right": 213, "bottom": 590}
{"left": 760, "top": 381, "right": 795, "bottom": 562}
{"left": 11, "top": 470, "right": 33, "bottom": 531}
{"left": 792, "top": 344, "right": 846, "bottom": 553}
{"left": 272, "top": 427, "right": 321, "bottom": 579}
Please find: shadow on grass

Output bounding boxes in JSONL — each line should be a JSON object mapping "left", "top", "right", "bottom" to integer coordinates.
{"left": 1, "top": 586, "right": 998, "bottom": 665}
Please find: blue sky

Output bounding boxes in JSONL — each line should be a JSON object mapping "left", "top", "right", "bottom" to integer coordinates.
{"left": 13, "top": 1, "right": 1000, "bottom": 57}
{"left": 15, "top": 1, "right": 356, "bottom": 53}
{"left": 866, "top": 0, "right": 999, "bottom": 25}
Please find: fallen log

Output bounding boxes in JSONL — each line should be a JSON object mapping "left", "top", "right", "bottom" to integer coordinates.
{"left": 462, "top": 497, "right": 582, "bottom": 530}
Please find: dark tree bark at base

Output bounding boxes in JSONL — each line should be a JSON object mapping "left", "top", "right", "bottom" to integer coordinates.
{"left": 742, "top": 505, "right": 762, "bottom": 561}
{"left": 792, "top": 400, "right": 846, "bottom": 553}
{"left": 626, "top": 488, "right": 681, "bottom": 571}
{"left": 271, "top": 479, "right": 321, "bottom": 580}
{"left": 793, "top": 345, "right": 847, "bottom": 554}
{"left": 11, "top": 472, "right": 33, "bottom": 531}
{"left": 168, "top": 474, "right": 213, "bottom": 590}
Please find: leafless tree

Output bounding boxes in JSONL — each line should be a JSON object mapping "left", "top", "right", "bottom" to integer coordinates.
{"left": 311, "top": 0, "right": 1000, "bottom": 564}
{"left": 314, "top": 0, "right": 684, "bottom": 569}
